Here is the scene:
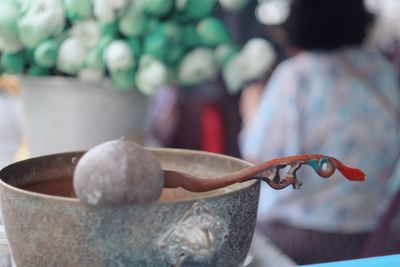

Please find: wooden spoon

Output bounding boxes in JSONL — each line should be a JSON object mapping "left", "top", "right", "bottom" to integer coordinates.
{"left": 164, "top": 154, "right": 366, "bottom": 191}
{"left": 74, "top": 140, "right": 366, "bottom": 206}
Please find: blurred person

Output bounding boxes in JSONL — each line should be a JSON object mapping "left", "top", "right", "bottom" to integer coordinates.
{"left": 239, "top": 0, "right": 400, "bottom": 264}
{"left": 367, "top": 0, "right": 400, "bottom": 81}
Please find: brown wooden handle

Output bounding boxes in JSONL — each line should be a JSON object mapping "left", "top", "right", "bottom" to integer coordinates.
{"left": 164, "top": 154, "right": 366, "bottom": 192}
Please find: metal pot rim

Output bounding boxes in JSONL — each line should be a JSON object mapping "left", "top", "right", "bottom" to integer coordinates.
{"left": 0, "top": 148, "right": 257, "bottom": 204}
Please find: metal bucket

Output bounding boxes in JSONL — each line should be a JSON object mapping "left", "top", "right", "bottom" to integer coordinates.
{"left": 19, "top": 76, "right": 149, "bottom": 157}
{"left": 0, "top": 148, "right": 260, "bottom": 267}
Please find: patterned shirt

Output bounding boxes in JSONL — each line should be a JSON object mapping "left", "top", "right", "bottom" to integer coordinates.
{"left": 240, "top": 47, "right": 400, "bottom": 233}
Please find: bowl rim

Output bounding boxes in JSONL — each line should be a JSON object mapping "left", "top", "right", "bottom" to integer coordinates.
{"left": 0, "top": 147, "right": 258, "bottom": 204}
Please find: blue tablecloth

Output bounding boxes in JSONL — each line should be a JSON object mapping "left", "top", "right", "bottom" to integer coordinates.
{"left": 301, "top": 255, "right": 400, "bottom": 267}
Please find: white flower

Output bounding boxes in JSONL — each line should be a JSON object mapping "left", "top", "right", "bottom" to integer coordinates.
{"left": 18, "top": 0, "right": 65, "bottom": 48}
{"left": 0, "top": 0, "right": 23, "bottom": 52}
{"left": 93, "top": 0, "right": 115, "bottom": 22}
{"left": 223, "top": 38, "right": 276, "bottom": 94}
{"left": 16, "top": 0, "right": 31, "bottom": 14}
{"left": 71, "top": 20, "right": 101, "bottom": 49}
{"left": 111, "top": 0, "right": 129, "bottom": 10}
{"left": 104, "top": 40, "right": 135, "bottom": 71}
{"left": 178, "top": 48, "right": 218, "bottom": 86}
{"left": 239, "top": 38, "right": 276, "bottom": 82}
{"left": 222, "top": 54, "right": 244, "bottom": 94}
{"left": 94, "top": 0, "right": 129, "bottom": 22}
{"left": 57, "top": 37, "right": 88, "bottom": 75}
{"left": 136, "top": 55, "right": 169, "bottom": 95}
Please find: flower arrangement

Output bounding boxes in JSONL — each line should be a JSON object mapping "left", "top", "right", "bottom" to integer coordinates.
{"left": 0, "top": 0, "right": 276, "bottom": 95}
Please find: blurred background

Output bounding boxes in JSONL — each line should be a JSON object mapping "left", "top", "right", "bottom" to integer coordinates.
{"left": 1, "top": 0, "right": 400, "bottom": 266}
{"left": 0, "top": 0, "right": 284, "bottom": 162}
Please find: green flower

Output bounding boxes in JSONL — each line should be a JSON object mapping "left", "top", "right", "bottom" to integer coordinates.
{"left": 27, "top": 64, "right": 51, "bottom": 76}
{"left": 159, "top": 21, "right": 181, "bottom": 43}
{"left": 119, "top": 5, "right": 148, "bottom": 38}
{"left": 181, "top": 24, "right": 201, "bottom": 49}
{"left": 143, "top": 29, "right": 170, "bottom": 61}
{"left": 33, "top": 40, "right": 58, "bottom": 68}
{"left": 0, "top": 0, "right": 246, "bottom": 94}
{"left": 1, "top": 51, "right": 26, "bottom": 74}
{"left": 146, "top": 18, "right": 161, "bottom": 32}
{"left": 176, "top": 0, "right": 217, "bottom": 21}
{"left": 197, "top": 17, "right": 231, "bottom": 47}
{"left": 64, "top": 0, "right": 93, "bottom": 21}
{"left": 126, "top": 38, "right": 142, "bottom": 59}
{"left": 97, "top": 36, "right": 114, "bottom": 55}
{"left": 79, "top": 48, "right": 105, "bottom": 81}
{"left": 110, "top": 67, "right": 136, "bottom": 90}
{"left": 144, "top": 22, "right": 182, "bottom": 62}
{"left": 99, "top": 21, "right": 119, "bottom": 38}
{"left": 143, "top": 0, "right": 174, "bottom": 17}
{"left": 85, "top": 49, "right": 104, "bottom": 70}
{"left": 165, "top": 44, "right": 185, "bottom": 66}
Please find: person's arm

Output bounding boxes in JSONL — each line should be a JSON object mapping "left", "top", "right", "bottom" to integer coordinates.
{"left": 240, "top": 82, "right": 265, "bottom": 128}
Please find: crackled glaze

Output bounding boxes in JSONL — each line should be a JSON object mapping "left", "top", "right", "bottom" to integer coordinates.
{"left": 0, "top": 149, "right": 260, "bottom": 267}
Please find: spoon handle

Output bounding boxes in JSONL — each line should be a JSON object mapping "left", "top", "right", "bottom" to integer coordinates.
{"left": 164, "top": 154, "right": 366, "bottom": 192}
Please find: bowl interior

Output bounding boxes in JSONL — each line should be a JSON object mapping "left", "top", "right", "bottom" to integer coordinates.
{"left": 0, "top": 148, "right": 255, "bottom": 202}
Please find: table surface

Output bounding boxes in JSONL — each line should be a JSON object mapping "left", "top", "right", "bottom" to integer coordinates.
{"left": 300, "top": 255, "right": 400, "bottom": 267}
